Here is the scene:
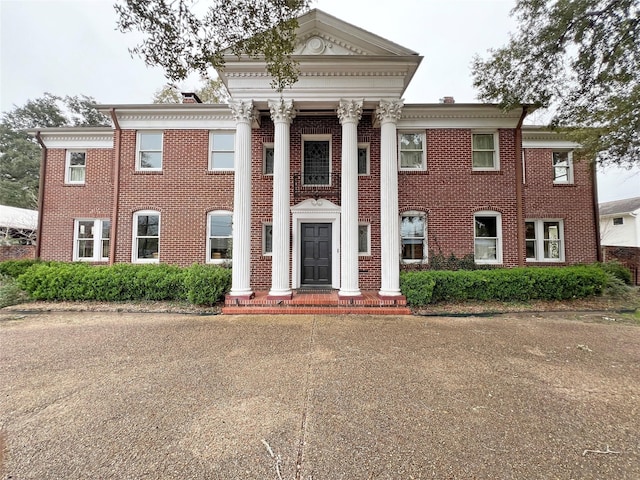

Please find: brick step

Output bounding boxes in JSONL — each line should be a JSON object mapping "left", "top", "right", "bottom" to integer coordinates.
{"left": 221, "top": 306, "right": 413, "bottom": 315}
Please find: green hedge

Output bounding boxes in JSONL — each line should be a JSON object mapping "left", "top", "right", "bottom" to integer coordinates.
{"left": 16, "top": 262, "right": 231, "bottom": 304}
{"left": 400, "top": 266, "right": 608, "bottom": 306}
{"left": 0, "top": 259, "right": 46, "bottom": 278}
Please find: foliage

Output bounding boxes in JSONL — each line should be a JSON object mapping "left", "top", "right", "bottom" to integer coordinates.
{"left": 400, "top": 266, "right": 608, "bottom": 306}
{"left": 472, "top": 0, "right": 640, "bottom": 167}
{"left": 0, "top": 259, "right": 45, "bottom": 278}
{"left": 0, "top": 93, "right": 109, "bottom": 209}
{"left": 115, "top": 0, "right": 312, "bottom": 92}
{"left": 0, "top": 274, "right": 29, "bottom": 308}
{"left": 183, "top": 264, "right": 232, "bottom": 305}
{"left": 598, "top": 261, "right": 632, "bottom": 285}
{"left": 152, "top": 77, "right": 229, "bottom": 104}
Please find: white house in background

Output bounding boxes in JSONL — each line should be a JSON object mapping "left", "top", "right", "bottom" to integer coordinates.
{"left": 599, "top": 197, "right": 640, "bottom": 247}
{"left": 0, "top": 205, "right": 39, "bottom": 245}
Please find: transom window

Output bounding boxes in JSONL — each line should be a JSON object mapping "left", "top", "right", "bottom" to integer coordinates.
{"left": 358, "top": 144, "right": 369, "bottom": 175}
{"left": 74, "top": 219, "right": 110, "bottom": 261}
{"left": 208, "top": 211, "right": 233, "bottom": 262}
{"left": 263, "top": 223, "right": 273, "bottom": 255}
{"left": 526, "top": 219, "right": 564, "bottom": 262}
{"left": 472, "top": 133, "right": 499, "bottom": 170}
{"left": 358, "top": 223, "right": 370, "bottom": 256}
{"left": 401, "top": 213, "right": 426, "bottom": 262}
{"left": 263, "top": 143, "right": 274, "bottom": 175}
{"left": 552, "top": 151, "right": 574, "bottom": 183}
{"left": 474, "top": 212, "right": 502, "bottom": 264}
{"left": 399, "top": 132, "right": 426, "bottom": 170}
{"left": 210, "top": 132, "right": 235, "bottom": 170}
{"left": 66, "top": 151, "right": 86, "bottom": 184}
{"left": 303, "top": 138, "right": 331, "bottom": 185}
{"left": 136, "top": 132, "right": 163, "bottom": 171}
{"left": 133, "top": 211, "right": 160, "bottom": 262}
{"left": 613, "top": 217, "right": 624, "bottom": 226}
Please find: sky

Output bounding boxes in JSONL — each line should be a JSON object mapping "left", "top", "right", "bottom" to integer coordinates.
{"left": 0, "top": 0, "right": 637, "bottom": 201}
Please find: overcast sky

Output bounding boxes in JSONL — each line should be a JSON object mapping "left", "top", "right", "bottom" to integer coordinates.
{"left": 1, "top": 0, "right": 637, "bottom": 201}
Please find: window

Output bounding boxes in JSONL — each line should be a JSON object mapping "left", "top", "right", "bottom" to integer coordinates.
{"left": 66, "top": 151, "right": 86, "bottom": 184}
{"left": 263, "top": 223, "right": 273, "bottom": 255}
{"left": 358, "top": 223, "right": 370, "bottom": 256}
{"left": 210, "top": 132, "right": 235, "bottom": 170}
{"left": 399, "top": 132, "right": 426, "bottom": 170}
{"left": 526, "top": 219, "right": 564, "bottom": 261}
{"left": 613, "top": 217, "right": 624, "bottom": 226}
{"left": 263, "top": 143, "right": 274, "bottom": 175}
{"left": 74, "top": 219, "right": 110, "bottom": 261}
{"left": 358, "top": 143, "right": 369, "bottom": 175}
{"left": 472, "top": 133, "right": 499, "bottom": 170}
{"left": 303, "top": 137, "right": 331, "bottom": 185}
{"left": 552, "top": 151, "right": 573, "bottom": 183}
{"left": 208, "top": 211, "right": 232, "bottom": 262}
{"left": 133, "top": 211, "right": 160, "bottom": 262}
{"left": 136, "top": 132, "right": 163, "bottom": 171}
{"left": 474, "top": 212, "right": 502, "bottom": 264}
{"left": 401, "top": 213, "right": 426, "bottom": 262}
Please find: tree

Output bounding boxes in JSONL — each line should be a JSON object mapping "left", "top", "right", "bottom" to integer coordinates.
{"left": 152, "top": 77, "right": 230, "bottom": 104}
{"left": 0, "top": 94, "right": 109, "bottom": 209}
{"left": 472, "top": 0, "right": 640, "bottom": 167}
{"left": 114, "top": 0, "right": 312, "bottom": 92}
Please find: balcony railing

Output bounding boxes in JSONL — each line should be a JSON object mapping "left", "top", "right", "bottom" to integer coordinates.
{"left": 293, "top": 172, "right": 340, "bottom": 201}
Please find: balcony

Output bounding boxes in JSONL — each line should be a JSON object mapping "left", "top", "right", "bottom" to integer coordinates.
{"left": 293, "top": 172, "right": 340, "bottom": 201}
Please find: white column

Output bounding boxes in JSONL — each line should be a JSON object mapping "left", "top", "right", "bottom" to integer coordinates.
{"left": 376, "top": 99, "right": 403, "bottom": 297}
{"left": 337, "top": 99, "right": 363, "bottom": 297}
{"left": 229, "top": 100, "right": 256, "bottom": 297}
{"left": 268, "top": 99, "right": 296, "bottom": 298}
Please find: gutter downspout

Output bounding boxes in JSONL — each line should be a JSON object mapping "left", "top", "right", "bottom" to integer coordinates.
{"left": 591, "top": 162, "right": 602, "bottom": 262}
{"left": 109, "top": 109, "right": 121, "bottom": 265}
{"left": 34, "top": 132, "right": 47, "bottom": 259}
{"left": 514, "top": 106, "right": 528, "bottom": 267}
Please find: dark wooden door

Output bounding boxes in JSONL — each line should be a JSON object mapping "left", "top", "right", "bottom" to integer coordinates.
{"left": 301, "top": 223, "right": 332, "bottom": 285}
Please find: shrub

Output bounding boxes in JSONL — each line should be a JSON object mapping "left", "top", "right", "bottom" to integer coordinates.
{"left": 400, "top": 272, "right": 436, "bottom": 306}
{"left": 0, "top": 274, "right": 29, "bottom": 308}
{"left": 599, "top": 261, "right": 632, "bottom": 285}
{"left": 184, "top": 264, "right": 232, "bottom": 305}
{"left": 0, "top": 259, "right": 44, "bottom": 278}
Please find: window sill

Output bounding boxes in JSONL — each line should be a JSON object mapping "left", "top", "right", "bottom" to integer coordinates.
{"left": 552, "top": 183, "right": 575, "bottom": 187}
{"left": 133, "top": 170, "right": 163, "bottom": 175}
{"left": 471, "top": 170, "right": 502, "bottom": 175}
{"left": 398, "top": 170, "right": 428, "bottom": 175}
{"left": 207, "top": 170, "right": 234, "bottom": 175}
{"left": 64, "top": 183, "right": 86, "bottom": 186}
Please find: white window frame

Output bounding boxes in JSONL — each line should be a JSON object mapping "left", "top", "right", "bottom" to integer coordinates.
{"left": 358, "top": 223, "right": 371, "bottom": 256}
{"left": 65, "top": 150, "right": 86, "bottom": 184}
{"left": 136, "top": 131, "right": 163, "bottom": 171}
{"left": 474, "top": 211, "right": 502, "bottom": 264}
{"left": 400, "top": 212, "right": 427, "bottom": 263}
{"left": 132, "top": 210, "right": 160, "bottom": 263}
{"left": 357, "top": 143, "right": 370, "bottom": 176}
{"left": 207, "top": 210, "right": 233, "bottom": 264}
{"left": 302, "top": 134, "right": 332, "bottom": 186}
{"left": 472, "top": 131, "right": 500, "bottom": 171}
{"left": 73, "top": 219, "right": 110, "bottom": 262}
{"left": 525, "top": 219, "right": 565, "bottom": 262}
{"left": 263, "top": 143, "right": 274, "bottom": 176}
{"left": 552, "top": 151, "right": 574, "bottom": 184}
{"left": 398, "top": 132, "right": 426, "bottom": 171}
{"left": 209, "top": 131, "right": 235, "bottom": 171}
{"left": 262, "top": 222, "right": 273, "bottom": 256}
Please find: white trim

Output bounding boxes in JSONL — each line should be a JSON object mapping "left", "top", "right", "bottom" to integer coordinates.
{"left": 136, "top": 131, "right": 163, "bottom": 171}
{"left": 302, "top": 134, "right": 333, "bottom": 186}
{"left": 471, "top": 131, "right": 500, "bottom": 171}
{"left": 207, "top": 210, "right": 233, "bottom": 264}
{"left": 552, "top": 150, "right": 574, "bottom": 184}
{"left": 398, "top": 131, "right": 426, "bottom": 171}
{"left": 291, "top": 198, "right": 341, "bottom": 289}
{"left": 474, "top": 211, "right": 503, "bottom": 265}
{"left": 37, "top": 130, "right": 113, "bottom": 149}
{"left": 73, "top": 218, "right": 110, "bottom": 262}
{"left": 357, "top": 142, "right": 370, "bottom": 176}
{"left": 525, "top": 219, "right": 565, "bottom": 262}
{"left": 209, "top": 131, "right": 236, "bottom": 171}
{"left": 358, "top": 222, "right": 371, "bottom": 256}
{"left": 400, "top": 211, "right": 427, "bottom": 263}
{"left": 65, "top": 150, "right": 86, "bottom": 184}
{"left": 132, "top": 210, "right": 160, "bottom": 263}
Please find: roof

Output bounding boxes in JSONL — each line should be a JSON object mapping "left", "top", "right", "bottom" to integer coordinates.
{"left": 599, "top": 197, "right": 640, "bottom": 216}
{"left": 0, "top": 205, "right": 38, "bottom": 230}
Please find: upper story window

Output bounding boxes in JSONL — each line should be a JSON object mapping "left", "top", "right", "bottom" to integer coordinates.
{"left": 208, "top": 211, "right": 233, "bottom": 263}
{"left": 474, "top": 212, "right": 502, "bottom": 264}
{"left": 263, "top": 143, "right": 274, "bottom": 175}
{"left": 65, "top": 150, "right": 86, "bottom": 184}
{"left": 613, "top": 217, "right": 624, "bottom": 225}
{"left": 303, "top": 136, "right": 331, "bottom": 185}
{"left": 133, "top": 211, "right": 160, "bottom": 263}
{"left": 399, "top": 132, "right": 426, "bottom": 171}
{"left": 358, "top": 143, "right": 370, "bottom": 175}
{"left": 210, "top": 132, "right": 235, "bottom": 171}
{"left": 136, "top": 132, "right": 163, "bottom": 171}
{"left": 73, "top": 219, "right": 110, "bottom": 261}
{"left": 401, "top": 213, "right": 426, "bottom": 262}
{"left": 472, "top": 132, "right": 499, "bottom": 170}
{"left": 526, "top": 219, "right": 564, "bottom": 262}
{"left": 552, "top": 151, "right": 574, "bottom": 184}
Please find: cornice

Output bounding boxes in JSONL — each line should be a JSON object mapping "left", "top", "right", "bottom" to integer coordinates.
{"left": 36, "top": 130, "right": 113, "bottom": 149}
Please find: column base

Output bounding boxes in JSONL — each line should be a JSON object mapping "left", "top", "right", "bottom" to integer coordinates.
{"left": 378, "top": 290, "right": 403, "bottom": 298}
{"left": 267, "top": 291, "right": 293, "bottom": 301}
{"left": 227, "top": 290, "right": 255, "bottom": 300}
{"left": 338, "top": 290, "right": 363, "bottom": 299}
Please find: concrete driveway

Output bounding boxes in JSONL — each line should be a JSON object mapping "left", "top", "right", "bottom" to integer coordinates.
{"left": 1, "top": 311, "right": 639, "bottom": 479}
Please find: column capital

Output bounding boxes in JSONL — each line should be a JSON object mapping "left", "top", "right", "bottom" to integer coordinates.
{"left": 375, "top": 99, "right": 404, "bottom": 125}
{"left": 337, "top": 99, "right": 363, "bottom": 125}
{"left": 268, "top": 99, "right": 296, "bottom": 124}
{"left": 229, "top": 100, "right": 257, "bottom": 124}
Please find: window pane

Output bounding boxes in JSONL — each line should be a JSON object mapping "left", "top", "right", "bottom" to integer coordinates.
{"left": 140, "top": 151, "right": 162, "bottom": 169}
{"left": 358, "top": 225, "right": 368, "bottom": 253}
{"left": 102, "top": 220, "right": 111, "bottom": 239}
{"left": 78, "top": 239, "right": 94, "bottom": 258}
{"left": 526, "top": 240, "right": 536, "bottom": 259}
{"left": 401, "top": 216, "right": 424, "bottom": 238}
{"left": 400, "top": 151, "right": 423, "bottom": 169}
{"left": 552, "top": 152, "right": 569, "bottom": 166}
{"left": 400, "top": 133, "right": 423, "bottom": 151}
{"left": 264, "top": 224, "right": 273, "bottom": 254}
{"left": 554, "top": 166, "right": 568, "bottom": 182}
{"left": 475, "top": 216, "right": 497, "bottom": 237}
{"left": 304, "top": 140, "right": 330, "bottom": 185}
{"left": 525, "top": 222, "right": 536, "bottom": 239}
{"left": 264, "top": 147, "right": 274, "bottom": 174}
{"left": 210, "top": 238, "right": 231, "bottom": 259}
{"left": 140, "top": 132, "right": 162, "bottom": 150}
{"left": 70, "top": 167, "right": 86, "bottom": 182}
{"left": 475, "top": 238, "right": 497, "bottom": 260}
{"left": 210, "top": 215, "right": 232, "bottom": 237}
{"left": 212, "top": 133, "right": 234, "bottom": 151}
{"left": 137, "top": 238, "right": 159, "bottom": 259}
{"left": 78, "top": 221, "right": 94, "bottom": 239}
{"left": 69, "top": 152, "right": 86, "bottom": 166}
{"left": 358, "top": 147, "right": 367, "bottom": 174}
{"left": 102, "top": 240, "right": 110, "bottom": 259}
{"left": 212, "top": 152, "right": 234, "bottom": 169}
{"left": 473, "top": 134, "right": 494, "bottom": 150}
{"left": 137, "top": 215, "right": 159, "bottom": 236}
{"left": 402, "top": 242, "right": 423, "bottom": 260}
{"left": 473, "top": 151, "right": 494, "bottom": 168}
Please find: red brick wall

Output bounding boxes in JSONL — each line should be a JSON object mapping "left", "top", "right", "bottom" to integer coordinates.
{"left": 0, "top": 245, "right": 35, "bottom": 261}
{"left": 602, "top": 246, "right": 640, "bottom": 285}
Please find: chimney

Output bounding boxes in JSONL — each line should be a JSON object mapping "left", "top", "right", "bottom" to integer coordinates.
{"left": 181, "top": 92, "right": 203, "bottom": 104}
{"left": 440, "top": 96, "right": 455, "bottom": 104}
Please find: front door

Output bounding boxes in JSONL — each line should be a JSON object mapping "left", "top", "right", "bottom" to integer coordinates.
{"left": 301, "top": 223, "right": 332, "bottom": 286}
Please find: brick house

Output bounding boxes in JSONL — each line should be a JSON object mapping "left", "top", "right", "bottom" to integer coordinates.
{"left": 32, "top": 9, "right": 600, "bottom": 301}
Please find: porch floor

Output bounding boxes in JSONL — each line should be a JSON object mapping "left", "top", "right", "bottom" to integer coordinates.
{"left": 222, "top": 290, "right": 412, "bottom": 315}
